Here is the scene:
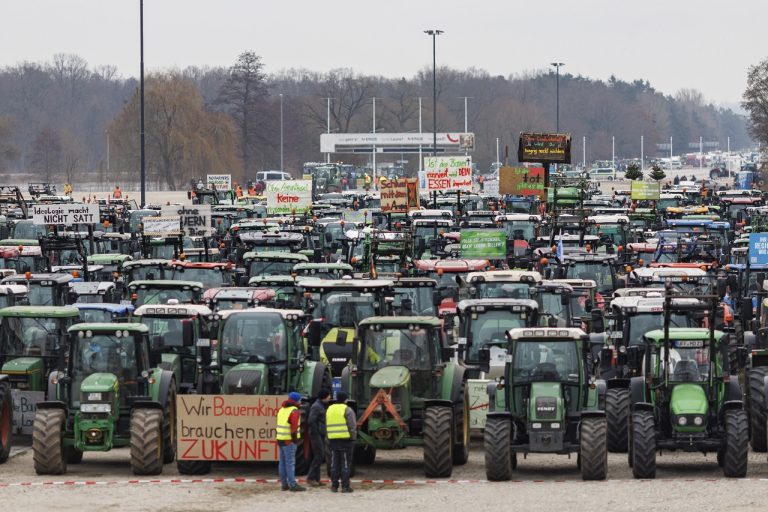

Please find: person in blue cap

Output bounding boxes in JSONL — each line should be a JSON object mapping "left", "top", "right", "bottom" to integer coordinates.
{"left": 276, "top": 391, "right": 306, "bottom": 491}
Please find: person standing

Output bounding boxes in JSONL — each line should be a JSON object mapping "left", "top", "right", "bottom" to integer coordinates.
{"left": 306, "top": 389, "right": 331, "bottom": 486}
{"left": 326, "top": 391, "right": 356, "bottom": 493}
{"left": 276, "top": 391, "right": 306, "bottom": 492}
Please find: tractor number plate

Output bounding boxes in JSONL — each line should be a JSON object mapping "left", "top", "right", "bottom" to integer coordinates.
{"left": 672, "top": 339, "right": 704, "bottom": 348}
{"left": 196, "top": 338, "right": 211, "bottom": 347}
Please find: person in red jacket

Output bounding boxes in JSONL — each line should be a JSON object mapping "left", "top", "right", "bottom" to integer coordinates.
{"left": 276, "top": 391, "right": 306, "bottom": 491}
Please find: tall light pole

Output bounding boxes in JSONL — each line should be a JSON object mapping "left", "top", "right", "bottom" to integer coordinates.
{"left": 461, "top": 96, "right": 471, "bottom": 155}
{"left": 372, "top": 97, "right": 377, "bottom": 184}
{"left": 641, "top": 135, "right": 644, "bottom": 171}
{"left": 105, "top": 129, "right": 110, "bottom": 175}
{"left": 424, "top": 30, "right": 444, "bottom": 157}
{"left": 139, "top": 0, "right": 146, "bottom": 206}
{"left": 418, "top": 97, "right": 423, "bottom": 172}
{"left": 550, "top": 62, "right": 565, "bottom": 132}
{"left": 323, "top": 97, "right": 334, "bottom": 163}
{"left": 279, "top": 93, "right": 284, "bottom": 172}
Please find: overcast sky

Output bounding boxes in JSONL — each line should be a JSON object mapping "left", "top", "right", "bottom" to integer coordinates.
{"left": 2, "top": 0, "right": 764, "bottom": 106}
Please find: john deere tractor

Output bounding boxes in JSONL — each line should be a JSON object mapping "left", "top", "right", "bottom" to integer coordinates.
{"left": 32, "top": 323, "right": 177, "bottom": 475}
{"left": 341, "top": 316, "right": 468, "bottom": 478}
{"left": 483, "top": 327, "right": 608, "bottom": 481}
{"left": 627, "top": 291, "right": 748, "bottom": 479}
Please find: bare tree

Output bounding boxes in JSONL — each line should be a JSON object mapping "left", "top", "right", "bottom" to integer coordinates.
{"left": 743, "top": 58, "right": 768, "bottom": 149}
{"left": 29, "top": 126, "right": 62, "bottom": 182}
{"left": 0, "top": 117, "right": 20, "bottom": 173}
{"left": 60, "top": 129, "right": 85, "bottom": 185}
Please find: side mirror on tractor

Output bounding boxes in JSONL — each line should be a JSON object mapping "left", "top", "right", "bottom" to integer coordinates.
{"left": 306, "top": 320, "right": 323, "bottom": 348}
{"left": 590, "top": 309, "right": 604, "bottom": 333}
{"left": 478, "top": 347, "right": 491, "bottom": 374}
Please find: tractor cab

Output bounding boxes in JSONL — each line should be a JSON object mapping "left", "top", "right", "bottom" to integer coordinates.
{"left": 93, "top": 234, "right": 135, "bottom": 258}
{"left": 460, "top": 270, "right": 541, "bottom": 300}
{"left": 0, "top": 284, "right": 28, "bottom": 308}
{"left": 232, "top": 231, "right": 304, "bottom": 261}
{"left": 74, "top": 303, "right": 134, "bottom": 323}
{"left": 127, "top": 280, "right": 203, "bottom": 307}
{"left": 134, "top": 302, "right": 214, "bottom": 394}
{"left": 87, "top": 253, "right": 132, "bottom": 283}
{"left": 166, "top": 260, "right": 235, "bottom": 289}
{"left": 413, "top": 259, "right": 491, "bottom": 316}
{"left": 121, "top": 259, "right": 169, "bottom": 284}
{"left": 557, "top": 253, "right": 619, "bottom": 296}
{"left": 627, "top": 267, "right": 710, "bottom": 294}
{"left": 69, "top": 281, "right": 119, "bottom": 304}
{"left": 530, "top": 281, "right": 575, "bottom": 328}
{"left": 248, "top": 275, "right": 305, "bottom": 309}
{"left": 392, "top": 278, "right": 438, "bottom": 317}
{"left": 241, "top": 251, "right": 308, "bottom": 283}
{"left": 2, "top": 273, "right": 73, "bottom": 306}
{"left": 494, "top": 214, "right": 540, "bottom": 267}
{"left": 203, "top": 287, "right": 276, "bottom": 312}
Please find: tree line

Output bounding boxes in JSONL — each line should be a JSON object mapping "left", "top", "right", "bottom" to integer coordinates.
{"left": 0, "top": 52, "right": 753, "bottom": 190}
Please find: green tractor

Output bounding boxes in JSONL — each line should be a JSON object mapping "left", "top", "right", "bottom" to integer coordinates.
{"left": 627, "top": 291, "right": 747, "bottom": 478}
{"left": 341, "top": 316, "right": 468, "bottom": 478}
{"left": 32, "top": 323, "right": 177, "bottom": 475}
{"left": 483, "top": 327, "right": 608, "bottom": 481}
{"left": 178, "top": 307, "right": 331, "bottom": 475}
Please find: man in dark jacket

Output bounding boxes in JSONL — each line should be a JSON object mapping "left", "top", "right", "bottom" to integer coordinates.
{"left": 306, "top": 389, "right": 331, "bottom": 486}
{"left": 326, "top": 391, "right": 357, "bottom": 493}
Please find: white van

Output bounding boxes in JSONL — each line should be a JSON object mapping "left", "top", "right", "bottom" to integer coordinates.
{"left": 256, "top": 170, "right": 292, "bottom": 181}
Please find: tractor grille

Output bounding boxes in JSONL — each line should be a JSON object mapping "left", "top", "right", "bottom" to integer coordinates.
{"left": 223, "top": 370, "right": 262, "bottom": 394}
{"left": 535, "top": 397, "right": 557, "bottom": 419}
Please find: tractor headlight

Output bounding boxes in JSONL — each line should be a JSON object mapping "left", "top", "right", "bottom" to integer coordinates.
{"left": 677, "top": 416, "right": 688, "bottom": 426}
{"left": 693, "top": 416, "right": 704, "bottom": 426}
{"left": 81, "top": 403, "right": 112, "bottom": 414}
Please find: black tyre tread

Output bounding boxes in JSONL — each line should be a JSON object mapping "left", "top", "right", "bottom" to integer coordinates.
{"left": 723, "top": 409, "right": 748, "bottom": 478}
{"left": 580, "top": 417, "right": 608, "bottom": 480}
{"left": 0, "top": 383, "right": 12, "bottom": 464}
{"left": 748, "top": 368, "right": 767, "bottom": 452}
{"left": 484, "top": 417, "right": 512, "bottom": 481}
{"left": 605, "top": 388, "right": 630, "bottom": 453}
{"left": 162, "top": 382, "right": 177, "bottom": 464}
{"left": 130, "top": 408, "right": 164, "bottom": 476}
{"left": 177, "top": 459, "right": 212, "bottom": 475}
{"left": 423, "top": 406, "right": 453, "bottom": 478}
{"left": 631, "top": 411, "right": 656, "bottom": 479}
{"left": 32, "top": 408, "right": 66, "bottom": 475}
{"left": 65, "top": 447, "right": 83, "bottom": 464}
{"left": 452, "top": 384, "right": 470, "bottom": 466}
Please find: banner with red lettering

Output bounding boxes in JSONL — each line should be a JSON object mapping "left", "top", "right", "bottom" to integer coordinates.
{"left": 265, "top": 180, "right": 312, "bottom": 215}
{"left": 177, "top": 395, "right": 281, "bottom": 461}
{"left": 420, "top": 156, "right": 473, "bottom": 193}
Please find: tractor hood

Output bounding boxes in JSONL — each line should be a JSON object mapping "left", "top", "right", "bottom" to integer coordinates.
{"left": 369, "top": 365, "right": 410, "bottom": 389}
{"left": 80, "top": 373, "right": 119, "bottom": 393}
{"left": 223, "top": 363, "right": 266, "bottom": 394}
{"left": 670, "top": 383, "right": 708, "bottom": 415}
{"left": 528, "top": 382, "right": 564, "bottom": 422}
{"left": 2, "top": 357, "right": 43, "bottom": 374}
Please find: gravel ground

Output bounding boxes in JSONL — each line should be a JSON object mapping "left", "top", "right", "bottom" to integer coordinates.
{"left": 3, "top": 439, "right": 768, "bottom": 512}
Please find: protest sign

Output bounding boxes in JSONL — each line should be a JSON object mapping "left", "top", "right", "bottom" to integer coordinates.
{"left": 265, "top": 180, "right": 312, "bottom": 215}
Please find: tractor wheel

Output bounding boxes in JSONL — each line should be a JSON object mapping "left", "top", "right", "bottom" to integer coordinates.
{"left": 748, "top": 368, "right": 768, "bottom": 452}
{"left": 605, "top": 388, "right": 630, "bottom": 453}
{"left": 723, "top": 409, "right": 748, "bottom": 478}
{"left": 162, "top": 382, "right": 177, "bottom": 464}
{"left": 580, "top": 416, "right": 608, "bottom": 480}
{"left": 631, "top": 410, "right": 656, "bottom": 479}
{"left": 32, "top": 408, "right": 67, "bottom": 475}
{"left": 483, "top": 416, "right": 512, "bottom": 481}
{"left": 353, "top": 444, "right": 376, "bottom": 465}
{"left": 177, "top": 459, "right": 212, "bottom": 475}
{"left": 423, "top": 406, "right": 453, "bottom": 478}
{"left": 295, "top": 438, "right": 312, "bottom": 476}
{"left": 452, "top": 383, "right": 470, "bottom": 466}
{"left": 130, "top": 408, "right": 164, "bottom": 476}
{"left": 0, "top": 382, "right": 12, "bottom": 463}
{"left": 65, "top": 447, "right": 83, "bottom": 464}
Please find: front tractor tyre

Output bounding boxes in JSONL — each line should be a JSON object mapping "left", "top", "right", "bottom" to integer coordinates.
{"left": 484, "top": 417, "right": 512, "bottom": 481}
{"left": 130, "top": 408, "right": 164, "bottom": 476}
{"left": 452, "top": 384, "right": 470, "bottom": 466}
{"left": 32, "top": 408, "right": 67, "bottom": 475}
{"left": 423, "top": 406, "right": 453, "bottom": 478}
{"left": 748, "top": 368, "right": 768, "bottom": 452}
{"left": 162, "top": 382, "right": 177, "bottom": 464}
{"left": 580, "top": 416, "right": 608, "bottom": 480}
{"left": 723, "top": 409, "right": 748, "bottom": 478}
{"left": 605, "top": 388, "right": 630, "bottom": 453}
{"left": 631, "top": 410, "right": 656, "bottom": 479}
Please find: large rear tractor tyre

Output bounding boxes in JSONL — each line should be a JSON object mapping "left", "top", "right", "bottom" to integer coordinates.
{"left": 605, "top": 388, "right": 630, "bottom": 453}
{"left": 631, "top": 410, "right": 656, "bottom": 479}
{"left": 0, "top": 382, "right": 12, "bottom": 463}
{"left": 452, "top": 384, "right": 470, "bottom": 466}
{"left": 484, "top": 417, "right": 512, "bottom": 481}
{"left": 580, "top": 417, "right": 608, "bottom": 480}
{"left": 162, "top": 382, "right": 177, "bottom": 464}
{"left": 423, "top": 406, "right": 453, "bottom": 478}
{"left": 130, "top": 408, "right": 164, "bottom": 476}
{"left": 748, "top": 368, "right": 768, "bottom": 452}
{"left": 32, "top": 408, "right": 67, "bottom": 475}
{"left": 723, "top": 409, "right": 748, "bottom": 478}
{"left": 177, "top": 459, "right": 212, "bottom": 475}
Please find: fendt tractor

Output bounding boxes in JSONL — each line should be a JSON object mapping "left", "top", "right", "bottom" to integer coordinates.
{"left": 341, "top": 316, "right": 468, "bottom": 478}
{"left": 32, "top": 323, "right": 177, "bottom": 475}
{"left": 483, "top": 327, "right": 608, "bottom": 481}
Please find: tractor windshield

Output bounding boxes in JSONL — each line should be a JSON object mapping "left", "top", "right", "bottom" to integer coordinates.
{"left": 140, "top": 316, "right": 189, "bottom": 351}
{"left": 475, "top": 282, "right": 530, "bottom": 299}
{"left": 71, "top": 333, "right": 140, "bottom": 407}
{"left": 248, "top": 259, "right": 295, "bottom": 277}
{"left": 499, "top": 221, "right": 536, "bottom": 241}
{"left": 134, "top": 287, "right": 196, "bottom": 306}
{"left": 627, "top": 313, "right": 689, "bottom": 346}
{"left": 1, "top": 316, "right": 63, "bottom": 357}
{"left": 465, "top": 310, "right": 528, "bottom": 361}
{"left": 125, "top": 266, "right": 164, "bottom": 282}
{"left": 220, "top": 312, "right": 290, "bottom": 365}
{"left": 392, "top": 286, "right": 435, "bottom": 316}
{"left": 566, "top": 262, "right": 615, "bottom": 294}
{"left": 171, "top": 268, "right": 229, "bottom": 288}
{"left": 311, "top": 291, "right": 381, "bottom": 327}
{"left": 26, "top": 283, "right": 63, "bottom": 306}
{"left": 361, "top": 327, "right": 436, "bottom": 371}
{"left": 512, "top": 340, "right": 580, "bottom": 383}
{"left": 150, "top": 244, "right": 176, "bottom": 260}
{"left": 78, "top": 309, "right": 114, "bottom": 323}
{"left": 668, "top": 343, "right": 710, "bottom": 382}
{"left": 212, "top": 299, "right": 249, "bottom": 311}
{"left": 533, "top": 292, "right": 570, "bottom": 327}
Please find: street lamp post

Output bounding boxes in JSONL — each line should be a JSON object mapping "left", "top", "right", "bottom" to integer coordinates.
{"left": 550, "top": 62, "right": 564, "bottom": 132}
{"left": 139, "top": 0, "right": 146, "bottom": 207}
{"left": 424, "top": 30, "right": 444, "bottom": 157}
{"left": 279, "top": 93, "right": 284, "bottom": 172}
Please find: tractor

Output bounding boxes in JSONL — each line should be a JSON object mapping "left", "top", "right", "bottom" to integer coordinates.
{"left": 127, "top": 280, "right": 204, "bottom": 307}
{"left": 32, "top": 323, "right": 176, "bottom": 475}
{"left": 483, "top": 327, "right": 608, "bottom": 481}
{"left": 341, "top": 316, "right": 468, "bottom": 477}
{"left": 627, "top": 290, "right": 747, "bottom": 478}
